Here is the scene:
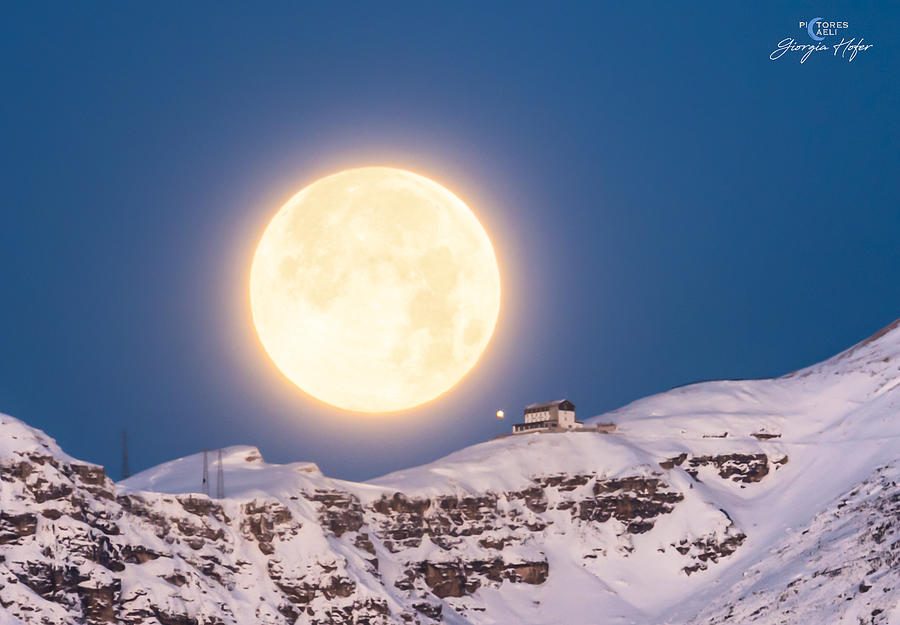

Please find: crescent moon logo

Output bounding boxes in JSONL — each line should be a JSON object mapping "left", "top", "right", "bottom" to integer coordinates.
{"left": 807, "top": 17, "right": 824, "bottom": 41}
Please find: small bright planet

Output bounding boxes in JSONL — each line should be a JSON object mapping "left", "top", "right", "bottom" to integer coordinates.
{"left": 249, "top": 167, "right": 501, "bottom": 413}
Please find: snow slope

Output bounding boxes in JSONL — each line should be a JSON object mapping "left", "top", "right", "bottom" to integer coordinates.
{"left": 3, "top": 318, "right": 900, "bottom": 624}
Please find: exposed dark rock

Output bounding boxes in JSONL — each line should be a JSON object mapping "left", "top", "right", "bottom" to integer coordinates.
{"left": 66, "top": 463, "right": 108, "bottom": 486}
{"left": 267, "top": 558, "right": 357, "bottom": 606}
{"left": 510, "top": 485, "right": 548, "bottom": 512}
{"left": 372, "top": 493, "right": 431, "bottom": 516}
{"left": 369, "top": 492, "right": 501, "bottom": 550}
{"left": 178, "top": 495, "right": 229, "bottom": 522}
{"left": 78, "top": 579, "right": 120, "bottom": 623}
{"left": 413, "top": 601, "right": 442, "bottom": 620}
{"left": 309, "top": 489, "right": 365, "bottom": 537}
{"left": 419, "top": 562, "right": 479, "bottom": 598}
{"left": 0, "top": 423, "right": 754, "bottom": 625}
{"left": 371, "top": 493, "right": 430, "bottom": 551}
{"left": 478, "top": 536, "right": 514, "bottom": 550}
{"left": 354, "top": 532, "right": 376, "bottom": 555}
{"left": 536, "top": 474, "right": 591, "bottom": 491}
{"left": 576, "top": 476, "right": 684, "bottom": 533}
{"left": 151, "top": 607, "right": 202, "bottom": 625}
{"left": 417, "top": 559, "right": 549, "bottom": 598}
{"left": 678, "top": 529, "right": 747, "bottom": 575}
{"left": 686, "top": 454, "right": 770, "bottom": 483}
{"left": 122, "top": 544, "right": 162, "bottom": 564}
{"left": 0, "top": 512, "right": 37, "bottom": 544}
{"left": 660, "top": 453, "right": 688, "bottom": 470}
{"left": 240, "top": 500, "right": 296, "bottom": 554}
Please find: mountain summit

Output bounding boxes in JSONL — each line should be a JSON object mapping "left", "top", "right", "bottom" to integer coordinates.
{"left": 2, "top": 319, "right": 899, "bottom": 624}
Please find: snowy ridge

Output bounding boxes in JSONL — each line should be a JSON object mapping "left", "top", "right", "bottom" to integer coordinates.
{"left": 121, "top": 445, "right": 321, "bottom": 498}
{"left": 0, "top": 414, "right": 81, "bottom": 464}
{"left": 1, "top": 318, "right": 899, "bottom": 624}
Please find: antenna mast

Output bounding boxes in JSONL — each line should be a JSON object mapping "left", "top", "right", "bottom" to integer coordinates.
{"left": 121, "top": 429, "right": 130, "bottom": 480}
{"left": 216, "top": 449, "right": 225, "bottom": 499}
{"left": 202, "top": 449, "right": 209, "bottom": 496}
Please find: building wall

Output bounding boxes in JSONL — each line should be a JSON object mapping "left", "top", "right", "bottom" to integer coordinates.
{"left": 524, "top": 405, "right": 577, "bottom": 426}
{"left": 513, "top": 422, "right": 555, "bottom": 434}
{"left": 524, "top": 410, "right": 551, "bottom": 424}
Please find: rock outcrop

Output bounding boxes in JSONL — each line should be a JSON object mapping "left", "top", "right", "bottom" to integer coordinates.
{"left": 0, "top": 418, "right": 755, "bottom": 625}
{"left": 4, "top": 317, "right": 900, "bottom": 624}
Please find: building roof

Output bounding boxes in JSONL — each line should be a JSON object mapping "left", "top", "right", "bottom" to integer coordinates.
{"left": 524, "top": 399, "right": 575, "bottom": 411}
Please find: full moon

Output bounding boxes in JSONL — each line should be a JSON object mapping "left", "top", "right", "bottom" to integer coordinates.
{"left": 249, "top": 167, "right": 501, "bottom": 413}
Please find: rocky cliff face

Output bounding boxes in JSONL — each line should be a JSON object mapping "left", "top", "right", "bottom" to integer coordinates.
{"left": 688, "top": 461, "right": 900, "bottom": 625}
{"left": 2, "top": 318, "right": 900, "bottom": 624}
{"left": 0, "top": 429, "right": 394, "bottom": 625}
{"left": 0, "top": 419, "right": 843, "bottom": 625}
{"left": 0, "top": 416, "right": 793, "bottom": 625}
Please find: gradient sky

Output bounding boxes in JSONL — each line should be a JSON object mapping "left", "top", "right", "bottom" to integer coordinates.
{"left": 2, "top": 3, "right": 898, "bottom": 482}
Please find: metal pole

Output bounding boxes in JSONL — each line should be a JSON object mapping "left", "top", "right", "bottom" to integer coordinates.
{"left": 202, "top": 449, "right": 209, "bottom": 496}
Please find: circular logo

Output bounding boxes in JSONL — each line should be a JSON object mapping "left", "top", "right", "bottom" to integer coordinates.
{"left": 807, "top": 17, "right": 824, "bottom": 41}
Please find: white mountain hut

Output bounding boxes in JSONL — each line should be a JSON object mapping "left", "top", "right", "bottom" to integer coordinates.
{"left": 512, "top": 399, "right": 582, "bottom": 434}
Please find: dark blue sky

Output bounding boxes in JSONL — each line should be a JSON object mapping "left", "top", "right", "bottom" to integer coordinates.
{"left": 2, "top": 4, "right": 898, "bottom": 481}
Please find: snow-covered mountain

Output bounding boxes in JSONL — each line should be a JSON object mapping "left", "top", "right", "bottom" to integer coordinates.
{"left": 1, "top": 319, "right": 899, "bottom": 624}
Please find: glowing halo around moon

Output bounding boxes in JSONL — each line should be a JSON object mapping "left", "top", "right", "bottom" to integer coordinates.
{"left": 249, "top": 167, "right": 501, "bottom": 413}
